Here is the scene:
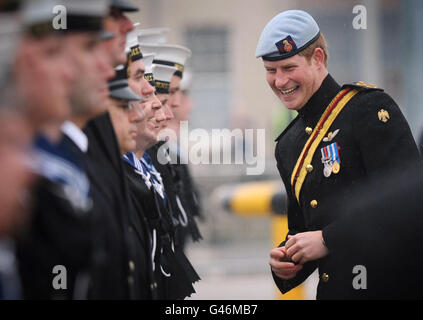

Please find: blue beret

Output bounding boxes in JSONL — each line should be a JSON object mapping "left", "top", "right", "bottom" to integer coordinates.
{"left": 256, "top": 10, "right": 320, "bottom": 61}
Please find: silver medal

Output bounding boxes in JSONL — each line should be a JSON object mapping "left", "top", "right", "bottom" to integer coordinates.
{"left": 323, "top": 165, "right": 332, "bottom": 177}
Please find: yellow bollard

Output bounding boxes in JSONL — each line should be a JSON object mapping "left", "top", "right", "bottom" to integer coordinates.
{"left": 220, "top": 180, "right": 306, "bottom": 299}
{"left": 230, "top": 181, "right": 280, "bottom": 217}
{"left": 271, "top": 215, "right": 305, "bottom": 300}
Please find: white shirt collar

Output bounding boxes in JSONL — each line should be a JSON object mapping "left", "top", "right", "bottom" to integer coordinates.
{"left": 61, "top": 121, "right": 88, "bottom": 153}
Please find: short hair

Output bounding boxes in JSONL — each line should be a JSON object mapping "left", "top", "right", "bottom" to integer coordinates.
{"left": 298, "top": 33, "right": 329, "bottom": 67}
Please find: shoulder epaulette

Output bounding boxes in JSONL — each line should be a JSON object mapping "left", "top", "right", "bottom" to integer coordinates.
{"left": 341, "top": 81, "right": 384, "bottom": 92}
{"left": 275, "top": 114, "right": 300, "bottom": 142}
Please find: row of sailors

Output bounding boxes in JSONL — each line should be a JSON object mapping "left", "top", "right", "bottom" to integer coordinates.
{"left": 0, "top": 0, "right": 202, "bottom": 299}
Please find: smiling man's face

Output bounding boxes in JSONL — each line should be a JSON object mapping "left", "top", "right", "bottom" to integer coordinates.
{"left": 263, "top": 52, "right": 322, "bottom": 111}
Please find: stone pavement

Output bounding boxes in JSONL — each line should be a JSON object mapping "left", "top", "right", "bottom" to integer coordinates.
{"left": 185, "top": 240, "right": 318, "bottom": 300}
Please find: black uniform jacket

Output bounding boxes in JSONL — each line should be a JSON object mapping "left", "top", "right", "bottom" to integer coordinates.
{"left": 124, "top": 157, "right": 200, "bottom": 299}
{"left": 16, "top": 134, "right": 92, "bottom": 300}
{"left": 322, "top": 160, "right": 423, "bottom": 299}
{"left": 123, "top": 160, "right": 160, "bottom": 299}
{"left": 16, "top": 177, "right": 92, "bottom": 300}
{"left": 83, "top": 112, "right": 134, "bottom": 299}
{"left": 149, "top": 146, "right": 202, "bottom": 298}
{"left": 273, "top": 74, "right": 420, "bottom": 299}
{"left": 168, "top": 147, "right": 203, "bottom": 245}
{"left": 147, "top": 145, "right": 202, "bottom": 246}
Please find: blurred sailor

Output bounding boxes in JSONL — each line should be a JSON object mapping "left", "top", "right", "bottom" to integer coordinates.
{"left": 0, "top": 0, "right": 34, "bottom": 300}
{"left": 142, "top": 43, "right": 202, "bottom": 247}
{"left": 14, "top": 0, "right": 114, "bottom": 300}
{"left": 13, "top": 0, "right": 75, "bottom": 140}
{"left": 103, "top": 0, "right": 139, "bottom": 66}
{"left": 81, "top": 0, "right": 141, "bottom": 299}
{"left": 124, "top": 44, "right": 200, "bottom": 298}
{"left": 167, "top": 69, "right": 204, "bottom": 248}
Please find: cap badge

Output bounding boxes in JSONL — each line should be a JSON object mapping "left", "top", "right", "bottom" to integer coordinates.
{"left": 275, "top": 36, "right": 297, "bottom": 54}
{"left": 378, "top": 109, "right": 390, "bottom": 123}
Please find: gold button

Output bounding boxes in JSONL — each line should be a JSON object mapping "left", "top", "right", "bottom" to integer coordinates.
{"left": 310, "top": 200, "right": 318, "bottom": 208}
{"left": 306, "top": 164, "right": 313, "bottom": 173}
{"left": 128, "top": 276, "right": 134, "bottom": 286}
{"left": 129, "top": 261, "right": 135, "bottom": 272}
{"left": 321, "top": 273, "right": 329, "bottom": 282}
{"left": 305, "top": 127, "right": 313, "bottom": 135}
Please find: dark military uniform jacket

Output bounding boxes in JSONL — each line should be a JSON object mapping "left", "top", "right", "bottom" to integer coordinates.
{"left": 84, "top": 112, "right": 140, "bottom": 299}
{"left": 123, "top": 159, "right": 162, "bottom": 300}
{"left": 147, "top": 144, "right": 202, "bottom": 247}
{"left": 16, "top": 133, "right": 92, "bottom": 299}
{"left": 273, "top": 74, "right": 419, "bottom": 299}
{"left": 167, "top": 144, "right": 203, "bottom": 247}
{"left": 320, "top": 160, "right": 423, "bottom": 299}
{"left": 124, "top": 151, "right": 200, "bottom": 299}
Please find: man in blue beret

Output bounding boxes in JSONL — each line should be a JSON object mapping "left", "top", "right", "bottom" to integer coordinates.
{"left": 257, "top": 10, "right": 420, "bottom": 299}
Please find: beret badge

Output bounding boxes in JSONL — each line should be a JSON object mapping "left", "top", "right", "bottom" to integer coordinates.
{"left": 275, "top": 35, "right": 297, "bottom": 54}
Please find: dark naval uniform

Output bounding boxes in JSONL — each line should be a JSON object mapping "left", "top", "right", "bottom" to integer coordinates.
{"left": 272, "top": 74, "right": 420, "bottom": 299}
{"left": 167, "top": 144, "right": 203, "bottom": 247}
{"left": 83, "top": 112, "right": 135, "bottom": 299}
{"left": 16, "top": 133, "right": 92, "bottom": 300}
{"left": 122, "top": 161, "right": 156, "bottom": 300}
{"left": 122, "top": 155, "right": 161, "bottom": 300}
{"left": 171, "top": 161, "right": 203, "bottom": 248}
{"left": 147, "top": 144, "right": 202, "bottom": 247}
{"left": 123, "top": 151, "right": 200, "bottom": 299}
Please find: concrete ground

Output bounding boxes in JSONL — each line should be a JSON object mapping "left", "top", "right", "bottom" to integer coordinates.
{"left": 185, "top": 241, "right": 318, "bottom": 300}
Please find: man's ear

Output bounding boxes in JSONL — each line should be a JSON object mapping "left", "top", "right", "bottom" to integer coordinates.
{"left": 312, "top": 47, "right": 325, "bottom": 68}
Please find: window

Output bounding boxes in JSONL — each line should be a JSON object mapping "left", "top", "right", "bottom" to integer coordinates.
{"left": 184, "top": 27, "right": 230, "bottom": 130}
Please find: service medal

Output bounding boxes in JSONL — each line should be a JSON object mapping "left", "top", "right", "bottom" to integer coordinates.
{"left": 321, "top": 142, "right": 341, "bottom": 177}
{"left": 331, "top": 161, "right": 340, "bottom": 174}
{"left": 323, "top": 165, "right": 332, "bottom": 177}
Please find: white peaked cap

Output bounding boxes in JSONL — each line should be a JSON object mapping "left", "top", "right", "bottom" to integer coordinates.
{"left": 126, "top": 28, "right": 139, "bottom": 51}
{"left": 58, "top": 0, "right": 109, "bottom": 16}
{"left": 22, "top": 0, "right": 61, "bottom": 25}
{"left": 180, "top": 70, "right": 193, "bottom": 91}
{"left": 143, "top": 53, "right": 155, "bottom": 74}
{"left": 152, "top": 63, "right": 177, "bottom": 83}
{"left": 140, "top": 43, "right": 191, "bottom": 72}
{"left": 22, "top": 0, "right": 109, "bottom": 26}
{"left": 137, "top": 27, "right": 169, "bottom": 45}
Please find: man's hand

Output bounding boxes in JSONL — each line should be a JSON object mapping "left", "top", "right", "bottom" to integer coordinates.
{"left": 269, "top": 246, "right": 303, "bottom": 280}
{"left": 285, "top": 231, "right": 329, "bottom": 265}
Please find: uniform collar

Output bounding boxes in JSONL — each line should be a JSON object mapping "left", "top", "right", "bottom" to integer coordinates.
{"left": 61, "top": 121, "right": 88, "bottom": 153}
{"left": 297, "top": 74, "right": 340, "bottom": 121}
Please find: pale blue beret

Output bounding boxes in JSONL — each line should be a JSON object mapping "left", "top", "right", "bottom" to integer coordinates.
{"left": 256, "top": 10, "right": 320, "bottom": 60}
